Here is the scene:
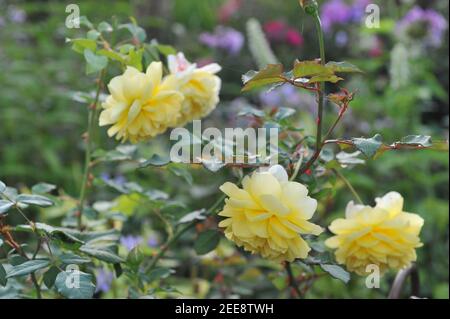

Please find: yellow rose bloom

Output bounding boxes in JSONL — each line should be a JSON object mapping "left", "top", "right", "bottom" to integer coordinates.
{"left": 218, "top": 165, "right": 323, "bottom": 262}
{"left": 325, "top": 192, "right": 424, "bottom": 275}
{"left": 167, "top": 53, "right": 221, "bottom": 126}
{"left": 99, "top": 62, "right": 183, "bottom": 143}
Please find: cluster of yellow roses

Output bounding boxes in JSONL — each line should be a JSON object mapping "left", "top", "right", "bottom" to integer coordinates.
{"left": 218, "top": 165, "right": 424, "bottom": 276}
{"left": 99, "top": 52, "right": 221, "bottom": 143}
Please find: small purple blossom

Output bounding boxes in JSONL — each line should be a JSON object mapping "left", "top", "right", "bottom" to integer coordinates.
{"left": 396, "top": 6, "right": 448, "bottom": 47}
{"left": 95, "top": 268, "right": 114, "bottom": 293}
{"left": 147, "top": 234, "right": 159, "bottom": 248}
{"left": 259, "top": 85, "right": 316, "bottom": 113}
{"left": 320, "top": 0, "right": 370, "bottom": 32}
{"left": 101, "top": 173, "right": 126, "bottom": 185}
{"left": 120, "top": 235, "right": 142, "bottom": 251}
{"left": 8, "top": 6, "right": 26, "bottom": 24}
{"left": 199, "top": 26, "right": 244, "bottom": 55}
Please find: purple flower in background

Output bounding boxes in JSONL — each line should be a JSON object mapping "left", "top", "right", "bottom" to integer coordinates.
{"left": 147, "top": 234, "right": 159, "bottom": 248}
{"left": 95, "top": 269, "right": 114, "bottom": 293}
{"left": 120, "top": 235, "right": 142, "bottom": 251}
{"left": 101, "top": 173, "right": 126, "bottom": 186}
{"left": 259, "top": 85, "right": 316, "bottom": 113}
{"left": 321, "top": 0, "right": 352, "bottom": 32}
{"left": 397, "top": 6, "right": 448, "bottom": 47}
{"left": 320, "top": 0, "right": 370, "bottom": 32}
{"left": 8, "top": 6, "right": 26, "bottom": 24}
{"left": 199, "top": 26, "right": 244, "bottom": 55}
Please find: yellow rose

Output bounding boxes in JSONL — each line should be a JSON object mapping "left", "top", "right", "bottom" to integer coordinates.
{"left": 218, "top": 165, "right": 323, "bottom": 262}
{"left": 99, "top": 62, "right": 183, "bottom": 143}
{"left": 167, "top": 53, "right": 221, "bottom": 126}
{"left": 325, "top": 192, "right": 424, "bottom": 275}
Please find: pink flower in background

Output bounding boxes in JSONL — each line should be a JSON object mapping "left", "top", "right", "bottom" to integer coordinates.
{"left": 199, "top": 26, "right": 244, "bottom": 55}
{"left": 264, "top": 21, "right": 304, "bottom": 47}
{"left": 218, "top": 0, "right": 243, "bottom": 23}
{"left": 286, "top": 29, "right": 303, "bottom": 47}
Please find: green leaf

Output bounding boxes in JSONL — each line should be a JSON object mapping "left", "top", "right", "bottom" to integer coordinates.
{"left": 6, "top": 259, "right": 50, "bottom": 278}
{"left": 79, "top": 245, "right": 124, "bottom": 264}
{"left": 399, "top": 135, "right": 432, "bottom": 147}
{"left": 0, "top": 264, "right": 7, "bottom": 287}
{"left": 59, "top": 253, "right": 91, "bottom": 265}
{"left": 119, "top": 23, "right": 146, "bottom": 42}
{"left": 97, "top": 49, "right": 125, "bottom": 63}
{"left": 325, "top": 61, "right": 362, "bottom": 73}
{"left": 200, "top": 157, "right": 226, "bottom": 173}
{"left": 320, "top": 264, "right": 350, "bottom": 284}
{"left": 156, "top": 44, "right": 177, "bottom": 56}
{"left": 126, "top": 48, "right": 144, "bottom": 71}
{"left": 352, "top": 134, "right": 383, "bottom": 158}
{"left": 55, "top": 271, "right": 95, "bottom": 299}
{"left": 274, "top": 107, "right": 296, "bottom": 121}
{"left": 0, "top": 181, "right": 6, "bottom": 193}
{"left": 127, "top": 247, "right": 144, "bottom": 270}
{"left": 168, "top": 165, "right": 193, "bottom": 185}
{"left": 98, "top": 21, "right": 113, "bottom": 33}
{"left": 15, "top": 223, "right": 84, "bottom": 248}
{"left": 86, "top": 30, "right": 100, "bottom": 40}
{"left": 31, "top": 183, "right": 56, "bottom": 194}
{"left": 69, "top": 38, "right": 96, "bottom": 54}
{"left": 139, "top": 154, "right": 171, "bottom": 168}
{"left": 194, "top": 230, "right": 221, "bottom": 255}
{"left": 293, "top": 60, "right": 331, "bottom": 78}
{"left": 78, "top": 16, "right": 93, "bottom": 29}
{"left": 0, "top": 200, "right": 14, "bottom": 215}
{"left": 242, "top": 64, "right": 285, "bottom": 92}
{"left": 43, "top": 266, "right": 60, "bottom": 288}
{"left": 16, "top": 194, "right": 54, "bottom": 207}
{"left": 178, "top": 209, "right": 206, "bottom": 224}
{"left": 84, "top": 49, "right": 108, "bottom": 75}
{"left": 147, "top": 268, "right": 175, "bottom": 283}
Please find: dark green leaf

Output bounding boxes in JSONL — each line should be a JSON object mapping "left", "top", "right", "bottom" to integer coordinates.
{"left": 147, "top": 268, "right": 175, "bottom": 283}
{"left": 0, "top": 264, "right": 7, "bottom": 287}
{"left": 43, "top": 266, "right": 60, "bottom": 288}
{"left": 6, "top": 259, "right": 50, "bottom": 278}
{"left": 59, "top": 253, "right": 91, "bottom": 265}
{"left": 55, "top": 271, "right": 95, "bottom": 299}
{"left": 194, "top": 230, "right": 221, "bottom": 255}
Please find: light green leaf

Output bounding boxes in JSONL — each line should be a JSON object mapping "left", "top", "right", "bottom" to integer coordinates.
{"left": 69, "top": 38, "right": 96, "bottom": 54}
{"left": 325, "top": 61, "right": 362, "bottom": 73}
{"left": 0, "top": 181, "right": 6, "bottom": 193}
{"left": 86, "top": 30, "right": 100, "bottom": 40}
{"left": 6, "top": 259, "right": 50, "bottom": 278}
{"left": 0, "top": 200, "right": 14, "bottom": 215}
{"left": 242, "top": 64, "right": 285, "bottom": 92}
{"left": 293, "top": 60, "right": 331, "bottom": 78}
{"left": 194, "top": 230, "right": 221, "bottom": 255}
{"left": 79, "top": 245, "right": 124, "bottom": 264}
{"left": 139, "top": 154, "right": 171, "bottom": 168}
{"left": 352, "top": 134, "right": 383, "bottom": 158}
{"left": 156, "top": 44, "right": 177, "bottom": 56}
{"left": 399, "top": 135, "right": 432, "bottom": 147}
{"left": 320, "top": 264, "right": 350, "bottom": 284}
{"left": 15, "top": 194, "right": 54, "bottom": 207}
{"left": 84, "top": 49, "right": 108, "bottom": 75}
{"left": 97, "top": 49, "right": 125, "bottom": 63}
{"left": 98, "top": 21, "right": 113, "bottom": 33}
{"left": 55, "top": 271, "right": 95, "bottom": 299}
{"left": 31, "top": 183, "right": 56, "bottom": 194}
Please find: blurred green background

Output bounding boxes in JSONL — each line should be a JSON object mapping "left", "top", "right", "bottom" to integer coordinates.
{"left": 0, "top": 0, "right": 448, "bottom": 298}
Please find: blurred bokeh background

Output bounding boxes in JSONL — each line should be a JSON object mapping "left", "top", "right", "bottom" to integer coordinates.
{"left": 0, "top": 0, "right": 448, "bottom": 298}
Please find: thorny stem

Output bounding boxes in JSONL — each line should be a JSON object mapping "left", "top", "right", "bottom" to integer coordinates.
{"left": 144, "top": 193, "right": 227, "bottom": 273}
{"left": 332, "top": 169, "right": 364, "bottom": 204}
{"left": 285, "top": 262, "right": 302, "bottom": 298}
{"left": 78, "top": 70, "right": 105, "bottom": 230}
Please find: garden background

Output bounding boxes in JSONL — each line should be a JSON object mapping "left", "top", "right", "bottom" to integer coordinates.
{"left": 0, "top": 0, "right": 448, "bottom": 299}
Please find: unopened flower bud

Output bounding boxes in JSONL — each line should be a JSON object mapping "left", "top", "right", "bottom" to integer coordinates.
{"left": 298, "top": 0, "right": 319, "bottom": 16}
